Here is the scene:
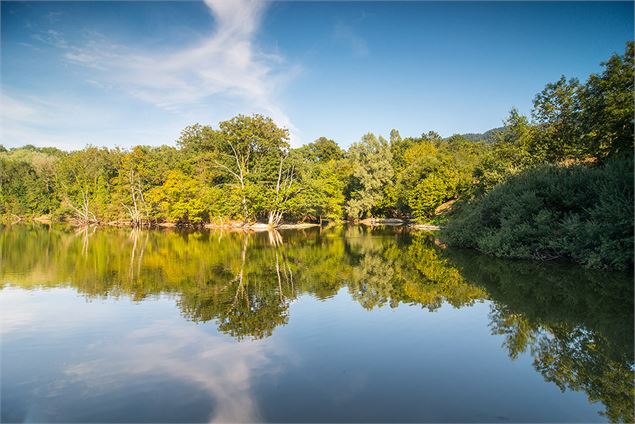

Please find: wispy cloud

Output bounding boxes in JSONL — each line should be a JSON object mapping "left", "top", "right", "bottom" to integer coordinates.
{"left": 334, "top": 21, "right": 369, "bottom": 58}
{"left": 46, "top": 11, "right": 63, "bottom": 23}
{"left": 31, "top": 28, "right": 68, "bottom": 49}
{"left": 61, "top": 0, "right": 298, "bottom": 135}
{"left": 2, "top": 0, "right": 302, "bottom": 149}
{"left": 1, "top": 93, "right": 37, "bottom": 123}
{"left": 0, "top": 92, "right": 180, "bottom": 150}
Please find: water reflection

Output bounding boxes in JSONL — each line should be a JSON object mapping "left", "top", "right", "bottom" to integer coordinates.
{"left": 64, "top": 321, "right": 275, "bottom": 423}
{"left": 447, "top": 251, "right": 634, "bottom": 423}
{"left": 1, "top": 288, "right": 278, "bottom": 422}
{"left": 1, "top": 224, "right": 633, "bottom": 422}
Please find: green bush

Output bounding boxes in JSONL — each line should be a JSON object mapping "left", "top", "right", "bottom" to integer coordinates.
{"left": 442, "top": 158, "right": 634, "bottom": 270}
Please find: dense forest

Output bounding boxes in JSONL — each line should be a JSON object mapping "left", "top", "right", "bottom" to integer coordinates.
{"left": 1, "top": 42, "right": 633, "bottom": 269}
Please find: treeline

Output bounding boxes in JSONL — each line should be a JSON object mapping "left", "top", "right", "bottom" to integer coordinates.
{"left": 1, "top": 43, "right": 632, "bottom": 266}
{"left": 0, "top": 121, "right": 486, "bottom": 227}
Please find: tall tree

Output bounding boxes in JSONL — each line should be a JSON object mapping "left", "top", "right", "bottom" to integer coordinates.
{"left": 580, "top": 41, "right": 634, "bottom": 159}
{"left": 177, "top": 115, "right": 290, "bottom": 224}
{"left": 346, "top": 133, "right": 394, "bottom": 219}
{"left": 532, "top": 76, "right": 583, "bottom": 162}
{"left": 56, "top": 147, "right": 118, "bottom": 224}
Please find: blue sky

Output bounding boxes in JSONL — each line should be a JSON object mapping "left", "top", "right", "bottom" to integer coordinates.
{"left": 1, "top": 1, "right": 633, "bottom": 150}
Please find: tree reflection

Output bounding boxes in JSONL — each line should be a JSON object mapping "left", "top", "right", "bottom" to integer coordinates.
{"left": 446, "top": 250, "right": 634, "bottom": 423}
{"left": 1, "top": 225, "right": 488, "bottom": 334}
{"left": 532, "top": 325, "right": 633, "bottom": 424}
{"left": 1, "top": 224, "right": 632, "bottom": 422}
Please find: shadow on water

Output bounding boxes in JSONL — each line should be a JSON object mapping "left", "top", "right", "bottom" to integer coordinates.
{"left": 1, "top": 224, "right": 633, "bottom": 422}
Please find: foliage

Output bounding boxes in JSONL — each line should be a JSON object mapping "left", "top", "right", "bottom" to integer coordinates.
{"left": 532, "top": 76, "right": 584, "bottom": 161}
{"left": 580, "top": 41, "right": 634, "bottom": 159}
{"left": 55, "top": 147, "right": 119, "bottom": 223}
{"left": 147, "top": 170, "right": 209, "bottom": 224}
{"left": 296, "top": 136, "right": 343, "bottom": 162}
{"left": 388, "top": 134, "right": 486, "bottom": 220}
{"left": 291, "top": 158, "right": 347, "bottom": 222}
{"left": 0, "top": 147, "right": 62, "bottom": 216}
{"left": 346, "top": 133, "right": 394, "bottom": 219}
{"left": 446, "top": 42, "right": 634, "bottom": 270}
{"left": 442, "top": 158, "right": 634, "bottom": 270}
{"left": 1, "top": 43, "right": 633, "bottom": 271}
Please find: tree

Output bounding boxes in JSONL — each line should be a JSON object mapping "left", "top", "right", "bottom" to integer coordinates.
{"left": 409, "top": 168, "right": 460, "bottom": 221}
{"left": 116, "top": 147, "right": 149, "bottom": 226}
{"left": 579, "top": 41, "right": 634, "bottom": 159}
{"left": 178, "top": 115, "right": 291, "bottom": 224}
{"left": 473, "top": 109, "right": 537, "bottom": 192}
{"left": 56, "top": 147, "right": 118, "bottom": 224}
{"left": 0, "top": 147, "right": 62, "bottom": 217}
{"left": 298, "top": 136, "right": 343, "bottom": 162}
{"left": 532, "top": 76, "right": 583, "bottom": 161}
{"left": 294, "top": 159, "right": 347, "bottom": 223}
{"left": 346, "top": 133, "right": 394, "bottom": 219}
{"left": 114, "top": 145, "right": 183, "bottom": 225}
{"left": 147, "top": 170, "right": 209, "bottom": 224}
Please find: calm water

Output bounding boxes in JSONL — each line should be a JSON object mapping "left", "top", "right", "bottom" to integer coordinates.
{"left": 1, "top": 225, "right": 633, "bottom": 423}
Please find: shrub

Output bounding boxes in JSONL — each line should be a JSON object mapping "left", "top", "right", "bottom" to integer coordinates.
{"left": 442, "top": 158, "right": 633, "bottom": 270}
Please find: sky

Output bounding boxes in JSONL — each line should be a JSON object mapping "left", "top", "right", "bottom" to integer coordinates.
{"left": 1, "top": 1, "right": 633, "bottom": 150}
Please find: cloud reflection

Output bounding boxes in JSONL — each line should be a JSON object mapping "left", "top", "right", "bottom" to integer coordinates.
{"left": 1, "top": 288, "right": 285, "bottom": 423}
{"left": 63, "top": 321, "right": 283, "bottom": 423}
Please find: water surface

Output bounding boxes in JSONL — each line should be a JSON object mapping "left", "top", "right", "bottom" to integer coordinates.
{"left": 1, "top": 225, "right": 632, "bottom": 422}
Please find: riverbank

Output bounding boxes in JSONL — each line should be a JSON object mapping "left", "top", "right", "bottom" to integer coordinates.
{"left": 1, "top": 215, "right": 441, "bottom": 231}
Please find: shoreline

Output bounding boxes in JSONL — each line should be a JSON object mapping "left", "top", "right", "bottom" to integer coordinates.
{"left": 1, "top": 216, "right": 441, "bottom": 231}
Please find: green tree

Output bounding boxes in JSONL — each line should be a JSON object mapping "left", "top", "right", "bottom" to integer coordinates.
{"left": 532, "top": 76, "right": 583, "bottom": 161}
{"left": 579, "top": 41, "right": 634, "bottom": 159}
{"left": 147, "top": 170, "right": 209, "bottom": 224}
{"left": 55, "top": 147, "right": 118, "bottom": 224}
{"left": 178, "top": 115, "right": 291, "bottom": 224}
{"left": 346, "top": 133, "right": 394, "bottom": 219}
{"left": 285, "top": 158, "right": 346, "bottom": 223}
{"left": 409, "top": 168, "right": 460, "bottom": 221}
{"left": 473, "top": 110, "right": 537, "bottom": 192}
{"left": 0, "top": 147, "right": 62, "bottom": 217}
{"left": 298, "top": 136, "right": 343, "bottom": 162}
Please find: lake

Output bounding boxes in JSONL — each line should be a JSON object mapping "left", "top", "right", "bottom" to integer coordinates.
{"left": 1, "top": 225, "right": 632, "bottom": 423}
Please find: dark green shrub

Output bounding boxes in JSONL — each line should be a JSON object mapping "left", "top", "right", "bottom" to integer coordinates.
{"left": 442, "top": 158, "right": 633, "bottom": 270}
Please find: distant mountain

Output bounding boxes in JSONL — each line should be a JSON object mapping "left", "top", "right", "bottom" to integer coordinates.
{"left": 456, "top": 127, "right": 505, "bottom": 143}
